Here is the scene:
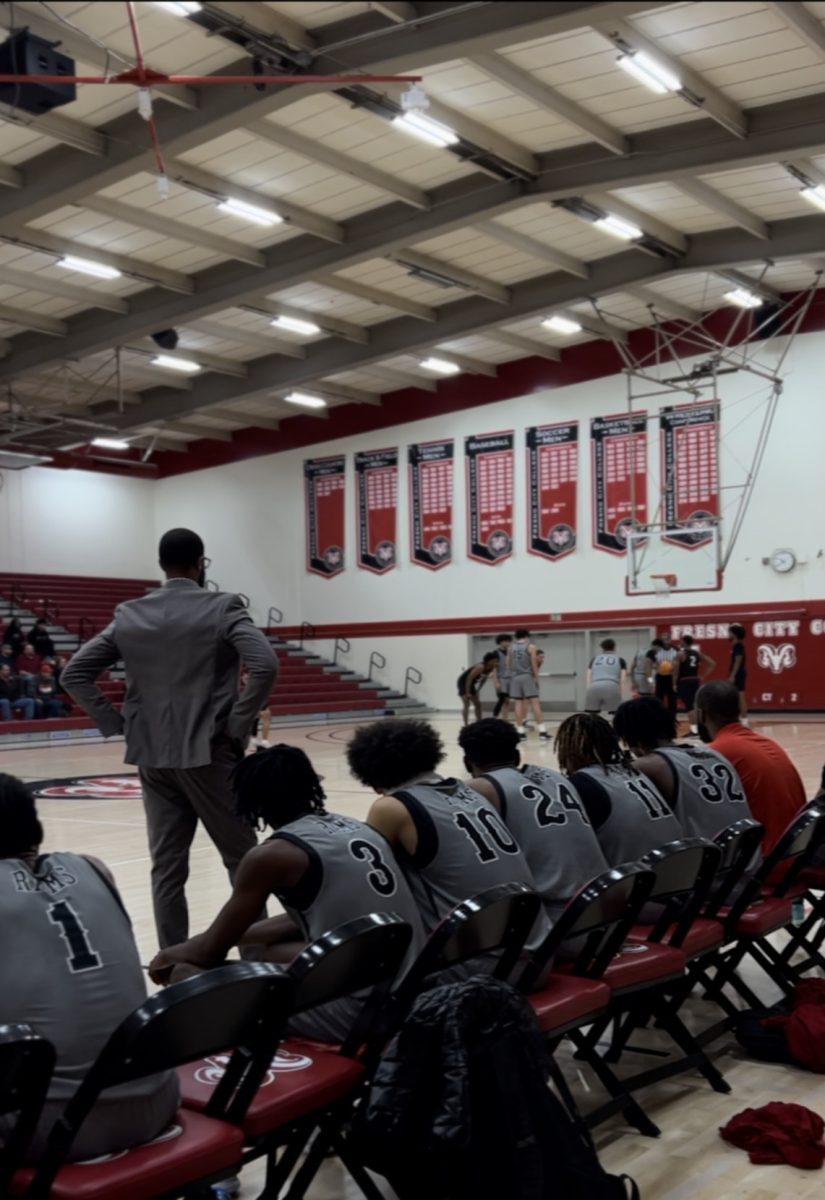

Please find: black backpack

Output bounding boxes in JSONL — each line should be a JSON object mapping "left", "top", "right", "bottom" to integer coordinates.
{"left": 355, "top": 975, "right": 639, "bottom": 1200}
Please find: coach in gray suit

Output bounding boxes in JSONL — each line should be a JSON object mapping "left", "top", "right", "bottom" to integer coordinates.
{"left": 63, "top": 528, "right": 279, "bottom": 947}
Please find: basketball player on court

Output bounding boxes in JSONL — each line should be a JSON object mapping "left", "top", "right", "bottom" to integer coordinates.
{"left": 493, "top": 633, "right": 513, "bottom": 718}
{"left": 506, "top": 629, "right": 549, "bottom": 741}
{"left": 63, "top": 529, "right": 279, "bottom": 950}
{"left": 149, "top": 745, "right": 424, "bottom": 1043}
{"left": 554, "top": 713, "right": 683, "bottom": 866}
{"left": 728, "top": 623, "right": 748, "bottom": 721}
{"left": 677, "top": 634, "right": 715, "bottom": 735}
{"left": 0, "top": 772, "right": 178, "bottom": 1161}
{"left": 346, "top": 719, "right": 550, "bottom": 954}
{"left": 631, "top": 641, "right": 656, "bottom": 697}
{"left": 459, "top": 719, "right": 608, "bottom": 919}
{"left": 650, "top": 637, "right": 679, "bottom": 716}
{"left": 584, "top": 638, "right": 627, "bottom": 715}
{"left": 456, "top": 651, "right": 498, "bottom": 724}
{"left": 613, "top": 697, "right": 752, "bottom": 841}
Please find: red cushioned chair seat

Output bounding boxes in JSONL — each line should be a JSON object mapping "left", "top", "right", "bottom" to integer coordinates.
{"left": 9, "top": 1110, "right": 243, "bottom": 1200}
{"left": 528, "top": 975, "right": 610, "bottom": 1033}
{"left": 178, "top": 1037, "right": 365, "bottom": 1138}
{"left": 627, "top": 917, "right": 725, "bottom": 958}
{"left": 719, "top": 896, "right": 793, "bottom": 936}
{"left": 557, "top": 943, "right": 686, "bottom": 993}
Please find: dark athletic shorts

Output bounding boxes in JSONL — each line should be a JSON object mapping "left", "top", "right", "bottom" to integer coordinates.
{"left": 677, "top": 676, "right": 700, "bottom": 709}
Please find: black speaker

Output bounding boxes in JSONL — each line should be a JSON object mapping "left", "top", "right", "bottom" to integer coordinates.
{"left": 0, "top": 30, "right": 76, "bottom": 115}
{"left": 151, "top": 329, "right": 180, "bottom": 351}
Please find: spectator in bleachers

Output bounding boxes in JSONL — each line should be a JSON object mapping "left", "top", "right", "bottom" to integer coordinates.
{"left": 34, "top": 664, "right": 68, "bottom": 718}
{"left": 53, "top": 652, "right": 70, "bottom": 695}
{"left": 696, "top": 680, "right": 806, "bottom": 853}
{"left": 0, "top": 644, "right": 14, "bottom": 669}
{"left": 0, "top": 772, "right": 179, "bottom": 1160}
{"left": 4, "top": 618, "right": 25, "bottom": 656}
{"left": 15, "top": 642, "right": 43, "bottom": 697}
{"left": 0, "top": 664, "right": 35, "bottom": 721}
{"left": 28, "top": 618, "right": 55, "bottom": 659}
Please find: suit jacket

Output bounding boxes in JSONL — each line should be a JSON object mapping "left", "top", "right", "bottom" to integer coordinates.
{"left": 62, "top": 579, "right": 279, "bottom": 769}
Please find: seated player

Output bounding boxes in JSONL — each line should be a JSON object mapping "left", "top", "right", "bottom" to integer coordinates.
{"left": 0, "top": 773, "right": 179, "bottom": 1162}
{"left": 346, "top": 719, "right": 550, "bottom": 952}
{"left": 584, "top": 638, "right": 626, "bottom": 715}
{"left": 677, "top": 634, "right": 715, "bottom": 736}
{"left": 613, "top": 697, "right": 753, "bottom": 840}
{"left": 696, "top": 681, "right": 805, "bottom": 853}
{"left": 554, "top": 713, "right": 684, "bottom": 866}
{"left": 459, "top": 718, "right": 608, "bottom": 918}
{"left": 456, "top": 652, "right": 498, "bottom": 724}
{"left": 149, "top": 745, "right": 424, "bottom": 1042}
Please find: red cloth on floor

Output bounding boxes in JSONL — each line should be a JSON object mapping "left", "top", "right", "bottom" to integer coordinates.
{"left": 720, "top": 1102, "right": 825, "bottom": 1169}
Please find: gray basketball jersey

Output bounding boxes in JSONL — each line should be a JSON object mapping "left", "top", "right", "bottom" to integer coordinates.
{"left": 0, "top": 853, "right": 173, "bottom": 1107}
{"left": 654, "top": 745, "right": 751, "bottom": 840}
{"left": 510, "top": 640, "right": 533, "bottom": 676}
{"left": 571, "top": 765, "right": 684, "bottom": 866}
{"left": 484, "top": 765, "right": 609, "bottom": 915}
{"left": 274, "top": 813, "right": 426, "bottom": 1042}
{"left": 590, "top": 653, "right": 623, "bottom": 684}
{"left": 496, "top": 646, "right": 512, "bottom": 683}
{"left": 392, "top": 779, "right": 551, "bottom": 949}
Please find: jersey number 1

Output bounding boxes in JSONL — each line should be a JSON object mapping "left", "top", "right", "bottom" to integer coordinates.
{"left": 48, "top": 900, "right": 102, "bottom": 973}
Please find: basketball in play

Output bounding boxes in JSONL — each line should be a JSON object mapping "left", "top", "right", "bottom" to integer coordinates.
{"left": 1, "top": 4, "right": 824, "bottom": 1198}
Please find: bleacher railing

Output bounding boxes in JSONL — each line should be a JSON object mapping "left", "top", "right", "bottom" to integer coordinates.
{"left": 267, "top": 606, "right": 283, "bottom": 631}
{"left": 333, "top": 636, "right": 350, "bottom": 665}
{"left": 404, "top": 666, "right": 423, "bottom": 697}
{"left": 368, "top": 651, "right": 386, "bottom": 682}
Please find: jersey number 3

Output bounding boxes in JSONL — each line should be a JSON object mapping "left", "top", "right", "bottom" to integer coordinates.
{"left": 48, "top": 900, "right": 102, "bottom": 973}
{"left": 349, "top": 839, "right": 398, "bottom": 897}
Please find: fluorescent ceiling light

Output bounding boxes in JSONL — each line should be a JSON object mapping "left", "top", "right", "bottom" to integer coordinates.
{"left": 420, "top": 356, "right": 460, "bottom": 375}
{"left": 57, "top": 255, "right": 121, "bottom": 280}
{"left": 594, "top": 213, "right": 643, "bottom": 241}
{"left": 724, "top": 287, "right": 763, "bottom": 310}
{"left": 152, "top": 1, "right": 202, "bottom": 14}
{"left": 271, "top": 314, "right": 321, "bottom": 336}
{"left": 617, "top": 50, "right": 681, "bottom": 95}
{"left": 217, "top": 197, "right": 282, "bottom": 226}
{"left": 801, "top": 185, "right": 825, "bottom": 212}
{"left": 91, "top": 437, "right": 130, "bottom": 451}
{"left": 392, "top": 111, "right": 458, "bottom": 148}
{"left": 542, "top": 315, "right": 582, "bottom": 335}
{"left": 284, "top": 391, "right": 327, "bottom": 409}
{"left": 151, "top": 354, "right": 201, "bottom": 373}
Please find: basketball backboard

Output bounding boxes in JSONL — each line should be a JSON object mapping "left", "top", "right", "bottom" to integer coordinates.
{"left": 626, "top": 523, "right": 722, "bottom": 595}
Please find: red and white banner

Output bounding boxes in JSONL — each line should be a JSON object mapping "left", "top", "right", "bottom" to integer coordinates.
{"left": 526, "top": 421, "right": 578, "bottom": 561}
{"left": 591, "top": 412, "right": 648, "bottom": 555}
{"left": 355, "top": 447, "right": 398, "bottom": 574}
{"left": 304, "top": 455, "right": 345, "bottom": 578}
{"left": 409, "top": 438, "right": 453, "bottom": 570}
{"left": 465, "top": 430, "right": 514, "bottom": 565}
{"left": 660, "top": 403, "right": 719, "bottom": 548}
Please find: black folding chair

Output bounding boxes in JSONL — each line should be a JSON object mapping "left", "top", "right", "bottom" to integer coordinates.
{"left": 776, "top": 800, "right": 825, "bottom": 972}
{"left": 177, "top": 913, "right": 414, "bottom": 1200}
{"left": 17, "top": 963, "right": 288, "bottom": 1200}
{"left": 516, "top": 865, "right": 661, "bottom": 1137}
{"left": 706, "top": 818, "right": 765, "bottom": 914}
{"left": 700, "top": 804, "right": 825, "bottom": 1013}
{"left": 0, "top": 1026, "right": 55, "bottom": 1196}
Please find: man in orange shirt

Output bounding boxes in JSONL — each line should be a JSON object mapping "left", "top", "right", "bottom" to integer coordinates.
{"left": 695, "top": 681, "right": 806, "bottom": 853}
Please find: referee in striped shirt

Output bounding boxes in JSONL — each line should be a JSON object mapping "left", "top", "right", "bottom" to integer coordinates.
{"left": 649, "top": 637, "right": 679, "bottom": 716}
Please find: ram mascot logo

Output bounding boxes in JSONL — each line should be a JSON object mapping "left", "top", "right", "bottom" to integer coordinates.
{"left": 756, "top": 643, "right": 797, "bottom": 675}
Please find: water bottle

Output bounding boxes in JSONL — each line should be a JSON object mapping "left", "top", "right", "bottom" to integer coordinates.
{"left": 792, "top": 898, "right": 806, "bottom": 925}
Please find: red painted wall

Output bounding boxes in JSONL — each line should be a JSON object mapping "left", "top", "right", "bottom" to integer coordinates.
{"left": 277, "top": 597, "right": 825, "bottom": 712}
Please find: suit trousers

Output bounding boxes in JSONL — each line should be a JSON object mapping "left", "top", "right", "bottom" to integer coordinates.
{"left": 139, "top": 736, "right": 258, "bottom": 947}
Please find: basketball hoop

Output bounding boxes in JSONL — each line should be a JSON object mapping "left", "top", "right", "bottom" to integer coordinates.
{"left": 650, "top": 573, "right": 677, "bottom": 598}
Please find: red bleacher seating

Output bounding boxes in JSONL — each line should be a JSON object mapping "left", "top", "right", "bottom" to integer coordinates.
{"left": 0, "top": 573, "right": 385, "bottom": 735}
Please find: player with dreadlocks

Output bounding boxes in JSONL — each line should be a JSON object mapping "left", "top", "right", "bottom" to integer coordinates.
{"left": 554, "top": 713, "right": 683, "bottom": 867}
{"left": 149, "top": 744, "right": 424, "bottom": 1041}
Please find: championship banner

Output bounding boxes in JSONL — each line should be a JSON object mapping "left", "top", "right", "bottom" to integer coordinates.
{"left": 591, "top": 412, "right": 648, "bottom": 555}
{"left": 304, "top": 455, "right": 345, "bottom": 578}
{"left": 355, "top": 447, "right": 398, "bottom": 574}
{"left": 465, "top": 430, "right": 514, "bottom": 564}
{"left": 660, "top": 403, "right": 719, "bottom": 548}
{"left": 526, "top": 422, "right": 578, "bottom": 561}
{"left": 408, "top": 438, "right": 454, "bottom": 570}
